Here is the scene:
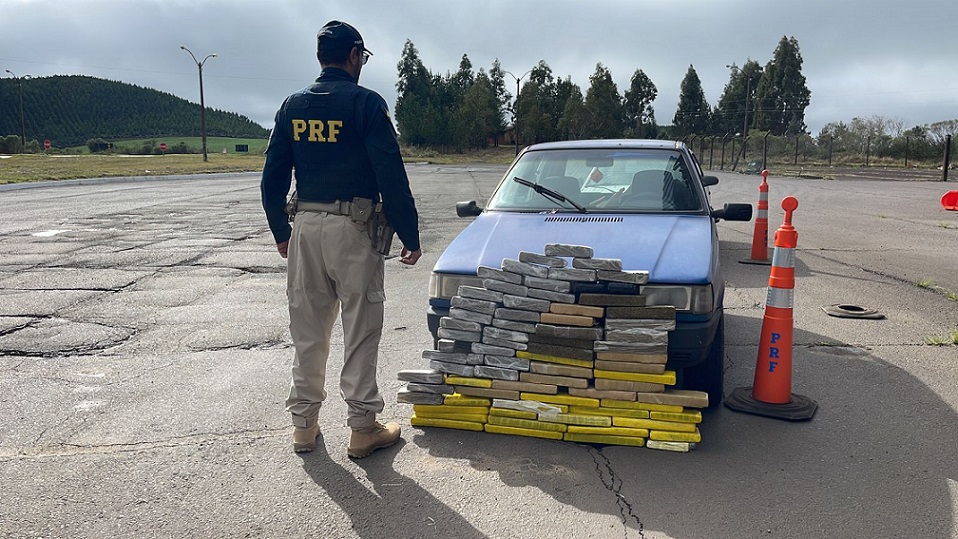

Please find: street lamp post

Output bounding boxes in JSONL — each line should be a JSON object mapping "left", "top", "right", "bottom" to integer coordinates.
{"left": 726, "top": 64, "right": 751, "bottom": 171}
{"left": 5, "top": 70, "right": 31, "bottom": 152}
{"left": 504, "top": 69, "right": 532, "bottom": 156}
{"left": 180, "top": 46, "right": 216, "bottom": 162}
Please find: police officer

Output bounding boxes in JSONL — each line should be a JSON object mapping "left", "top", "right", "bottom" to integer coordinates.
{"left": 261, "top": 20, "right": 422, "bottom": 458}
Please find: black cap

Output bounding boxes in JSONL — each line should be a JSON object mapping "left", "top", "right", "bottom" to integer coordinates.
{"left": 317, "top": 20, "right": 372, "bottom": 56}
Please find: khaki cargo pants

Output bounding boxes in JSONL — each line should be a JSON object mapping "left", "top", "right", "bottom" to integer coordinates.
{"left": 285, "top": 209, "right": 385, "bottom": 430}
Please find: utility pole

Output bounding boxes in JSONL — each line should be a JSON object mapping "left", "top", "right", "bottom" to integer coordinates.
{"left": 726, "top": 64, "right": 751, "bottom": 171}
{"left": 504, "top": 69, "right": 532, "bottom": 156}
{"left": 180, "top": 46, "right": 216, "bottom": 162}
{"left": 5, "top": 70, "right": 31, "bottom": 152}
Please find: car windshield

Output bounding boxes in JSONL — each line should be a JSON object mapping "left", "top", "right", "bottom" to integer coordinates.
{"left": 488, "top": 148, "right": 705, "bottom": 213}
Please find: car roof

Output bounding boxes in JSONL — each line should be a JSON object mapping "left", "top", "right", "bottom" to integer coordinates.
{"left": 522, "top": 139, "right": 688, "bottom": 152}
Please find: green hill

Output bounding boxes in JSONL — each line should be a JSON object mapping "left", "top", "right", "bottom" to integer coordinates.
{"left": 0, "top": 75, "right": 268, "bottom": 148}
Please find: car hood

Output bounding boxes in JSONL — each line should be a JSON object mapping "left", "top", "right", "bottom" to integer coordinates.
{"left": 434, "top": 211, "right": 717, "bottom": 284}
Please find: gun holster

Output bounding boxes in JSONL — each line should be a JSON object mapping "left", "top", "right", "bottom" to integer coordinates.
{"left": 285, "top": 191, "right": 298, "bottom": 222}
{"left": 367, "top": 203, "right": 395, "bottom": 256}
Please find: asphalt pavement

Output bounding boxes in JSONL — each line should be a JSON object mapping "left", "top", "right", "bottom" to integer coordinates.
{"left": 1, "top": 165, "right": 956, "bottom": 538}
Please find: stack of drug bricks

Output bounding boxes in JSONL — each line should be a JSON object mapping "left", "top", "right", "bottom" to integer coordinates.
{"left": 398, "top": 244, "right": 708, "bottom": 452}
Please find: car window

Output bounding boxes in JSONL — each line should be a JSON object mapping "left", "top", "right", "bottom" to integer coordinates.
{"left": 489, "top": 148, "right": 704, "bottom": 213}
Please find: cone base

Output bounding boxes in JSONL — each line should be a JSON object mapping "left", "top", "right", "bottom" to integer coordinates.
{"left": 723, "top": 387, "right": 818, "bottom": 421}
{"left": 738, "top": 258, "right": 772, "bottom": 265}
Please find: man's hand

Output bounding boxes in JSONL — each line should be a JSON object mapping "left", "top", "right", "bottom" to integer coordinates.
{"left": 276, "top": 241, "right": 289, "bottom": 259}
{"left": 400, "top": 248, "right": 422, "bottom": 265}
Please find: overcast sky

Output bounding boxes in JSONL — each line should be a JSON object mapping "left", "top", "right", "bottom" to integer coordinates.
{"left": 3, "top": 0, "right": 957, "bottom": 137}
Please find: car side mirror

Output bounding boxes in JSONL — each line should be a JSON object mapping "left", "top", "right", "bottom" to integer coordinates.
{"left": 456, "top": 200, "right": 483, "bottom": 217}
{"left": 712, "top": 202, "right": 752, "bottom": 222}
{"left": 701, "top": 175, "right": 719, "bottom": 187}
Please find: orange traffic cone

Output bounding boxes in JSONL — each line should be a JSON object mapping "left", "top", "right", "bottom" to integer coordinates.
{"left": 725, "top": 196, "right": 818, "bottom": 421}
{"left": 740, "top": 170, "right": 772, "bottom": 265}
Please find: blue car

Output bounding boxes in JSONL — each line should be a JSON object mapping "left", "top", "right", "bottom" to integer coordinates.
{"left": 427, "top": 139, "right": 752, "bottom": 402}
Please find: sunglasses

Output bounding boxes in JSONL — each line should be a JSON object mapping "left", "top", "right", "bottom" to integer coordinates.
{"left": 361, "top": 51, "right": 370, "bottom": 65}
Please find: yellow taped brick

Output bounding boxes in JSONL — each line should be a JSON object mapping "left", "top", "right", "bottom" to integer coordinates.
{"left": 600, "top": 399, "right": 684, "bottom": 413}
{"left": 567, "top": 425, "right": 649, "bottom": 437}
{"left": 517, "top": 351, "right": 594, "bottom": 369}
{"left": 563, "top": 433, "right": 646, "bottom": 447}
{"left": 635, "top": 389, "right": 709, "bottom": 408}
{"left": 444, "top": 376, "right": 492, "bottom": 388}
{"left": 411, "top": 416, "right": 485, "bottom": 431}
{"left": 650, "top": 429, "right": 701, "bottom": 443}
{"left": 539, "top": 312, "right": 595, "bottom": 327}
{"left": 650, "top": 410, "right": 702, "bottom": 424}
{"left": 646, "top": 440, "right": 694, "bottom": 452}
{"left": 487, "top": 415, "right": 568, "bottom": 432}
{"left": 485, "top": 424, "right": 564, "bottom": 440}
{"left": 593, "top": 369, "right": 677, "bottom": 385}
{"left": 569, "top": 406, "right": 650, "bottom": 420}
{"left": 538, "top": 412, "right": 612, "bottom": 427}
{"left": 413, "top": 405, "right": 491, "bottom": 417}
{"left": 489, "top": 407, "right": 538, "bottom": 420}
{"left": 612, "top": 416, "right": 697, "bottom": 433}
{"left": 521, "top": 392, "right": 600, "bottom": 408}
{"left": 443, "top": 395, "right": 492, "bottom": 406}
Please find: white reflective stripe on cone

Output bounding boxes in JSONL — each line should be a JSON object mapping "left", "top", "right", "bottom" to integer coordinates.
{"left": 766, "top": 287, "right": 794, "bottom": 309}
{"left": 757, "top": 209, "right": 768, "bottom": 219}
{"left": 771, "top": 247, "right": 795, "bottom": 268}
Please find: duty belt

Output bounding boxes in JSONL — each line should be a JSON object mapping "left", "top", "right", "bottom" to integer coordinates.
{"left": 297, "top": 200, "right": 353, "bottom": 215}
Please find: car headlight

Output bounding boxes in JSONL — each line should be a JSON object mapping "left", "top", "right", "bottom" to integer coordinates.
{"left": 429, "top": 273, "right": 485, "bottom": 300}
{"left": 642, "top": 284, "right": 713, "bottom": 314}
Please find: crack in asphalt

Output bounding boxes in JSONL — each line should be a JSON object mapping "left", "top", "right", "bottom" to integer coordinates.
{"left": 0, "top": 427, "right": 289, "bottom": 460}
{"left": 586, "top": 445, "right": 645, "bottom": 538}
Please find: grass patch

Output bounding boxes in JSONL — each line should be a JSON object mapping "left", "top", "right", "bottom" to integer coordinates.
{"left": 923, "top": 329, "right": 958, "bottom": 346}
{"left": 916, "top": 278, "right": 934, "bottom": 289}
{"left": 0, "top": 144, "right": 517, "bottom": 184}
{"left": 938, "top": 222, "right": 958, "bottom": 229}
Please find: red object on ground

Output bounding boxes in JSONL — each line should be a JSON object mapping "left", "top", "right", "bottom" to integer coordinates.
{"left": 942, "top": 190, "right": 958, "bottom": 211}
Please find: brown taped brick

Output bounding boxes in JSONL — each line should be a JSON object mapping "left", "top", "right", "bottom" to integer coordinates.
{"left": 568, "top": 387, "right": 637, "bottom": 401}
{"left": 595, "top": 378, "right": 665, "bottom": 393}
{"left": 526, "top": 342, "right": 594, "bottom": 361}
{"left": 519, "top": 372, "right": 589, "bottom": 389}
{"left": 491, "top": 379, "right": 559, "bottom": 394}
{"left": 539, "top": 313, "right": 596, "bottom": 327}
{"left": 529, "top": 361, "right": 593, "bottom": 379}
{"left": 594, "top": 360, "right": 666, "bottom": 374}
{"left": 550, "top": 303, "right": 605, "bottom": 318}
{"left": 604, "top": 306, "right": 676, "bottom": 319}
{"left": 528, "top": 333, "right": 595, "bottom": 350}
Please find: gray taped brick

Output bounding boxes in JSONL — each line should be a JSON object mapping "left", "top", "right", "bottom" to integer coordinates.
{"left": 494, "top": 308, "right": 540, "bottom": 323}
{"left": 458, "top": 285, "right": 504, "bottom": 303}
{"left": 474, "top": 365, "right": 520, "bottom": 381}
{"left": 548, "top": 267, "right": 597, "bottom": 282}
{"left": 483, "top": 279, "right": 529, "bottom": 296}
{"left": 422, "top": 350, "right": 484, "bottom": 365}
{"left": 492, "top": 318, "right": 537, "bottom": 334}
{"left": 397, "top": 388, "right": 445, "bottom": 405}
{"left": 502, "top": 258, "right": 551, "bottom": 279}
{"left": 448, "top": 307, "right": 494, "bottom": 325}
{"left": 484, "top": 354, "right": 531, "bottom": 371}
{"left": 439, "top": 316, "right": 483, "bottom": 333}
{"left": 437, "top": 327, "right": 482, "bottom": 343}
{"left": 524, "top": 276, "right": 572, "bottom": 293}
{"left": 471, "top": 342, "right": 517, "bottom": 356}
{"left": 482, "top": 335, "right": 528, "bottom": 351}
{"left": 572, "top": 257, "right": 623, "bottom": 271}
{"left": 483, "top": 326, "right": 530, "bottom": 343}
{"left": 406, "top": 383, "right": 455, "bottom": 394}
{"left": 477, "top": 265, "right": 522, "bottom": 284}
{"left": 450, "top": 296, "right": 499, "bottom": 315}
{"left": 527, "top": 287, "right": 576, "bottom": 304}
{"left": 597, "top": 270, "right": 650, "bottom": 284}
{"left": 544, "top": 244, "right": 594, "bottom": 258}
{"left": 502, "top": 294, "right": 552, "bottom": 312}
{"left": 397, "top": 369, "right": 445, "bottom": 384}
{"left": 518, "top": 252, "right": 568, "bottom": 268}
{"left": 428, "top": 360, "right": 475, "bottom": 377}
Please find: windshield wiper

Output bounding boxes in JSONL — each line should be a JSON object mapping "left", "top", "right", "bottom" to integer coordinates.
{"left": 512, "top": 177, "right": 587, "bottom": 213}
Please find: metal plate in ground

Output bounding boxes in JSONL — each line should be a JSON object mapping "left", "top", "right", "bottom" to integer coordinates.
{"left": 822, "top": 304, "right": 885, "bottom": 319}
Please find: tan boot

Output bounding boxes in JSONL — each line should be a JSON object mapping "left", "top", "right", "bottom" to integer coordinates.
{"left": 347, "top": 421, "right": 401, "bottom": 459}
{"left": 292, "top": 421, "right": 320, "bottom": 453}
